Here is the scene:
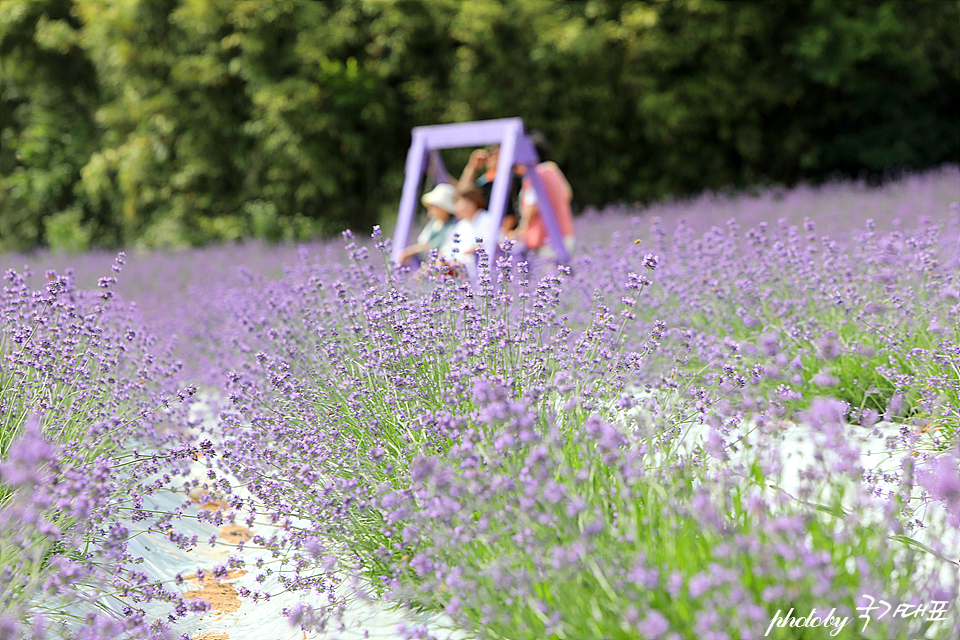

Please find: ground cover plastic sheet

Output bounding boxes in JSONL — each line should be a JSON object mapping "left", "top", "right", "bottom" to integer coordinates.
{"left": 621, "top": 390, "right": 959, "bottom": 601}
{"left": 124, "top": 486, "right": 466, "bottom": 640}
{"left": 52, "top": 395, "right": 470, "bottom": 640}
{"left": 50, "top": 391, "right": 956, "bottom": 639}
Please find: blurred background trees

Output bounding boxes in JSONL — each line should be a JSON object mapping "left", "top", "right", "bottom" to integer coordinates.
{"left": 1, "top": 0, "right": 957, "bottom": 251}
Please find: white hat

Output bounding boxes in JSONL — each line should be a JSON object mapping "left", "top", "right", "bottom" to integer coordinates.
{"left": 421, "top": 183, "right": 457, "bottom": 214}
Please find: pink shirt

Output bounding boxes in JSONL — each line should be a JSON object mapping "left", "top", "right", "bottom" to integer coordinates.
{"left": 522, "top": 162, "right": 574, "bottom": 250}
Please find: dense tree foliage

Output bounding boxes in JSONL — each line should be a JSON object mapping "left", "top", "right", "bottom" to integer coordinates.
{"left": 1, "top": 0, "right": 957, "bottom": 250}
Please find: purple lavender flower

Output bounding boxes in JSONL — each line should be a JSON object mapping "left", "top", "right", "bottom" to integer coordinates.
{"left": 919, "top": 452, "right": 960, "bottom": 526}
{"left": 817, "top": 332, "right": 841, "bottom": 360}
{"left": 802, "top": 396, "right": 848, "bottom": 427}
{"left": 637, "top": 609, "right": 670, "bottom": 639}
{"left": 812, "top": 369, "right": 839, "bottom": 387}
{"left": 0, "top": 417, "right": 54, "bottom": 487}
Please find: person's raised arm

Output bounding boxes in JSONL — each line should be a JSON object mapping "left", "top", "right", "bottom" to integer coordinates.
{"left": 458, "top": 149, "right": 488, "bottom": 192}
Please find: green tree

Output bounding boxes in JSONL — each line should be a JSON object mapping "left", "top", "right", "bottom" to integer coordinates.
{"left": 0, "top": 0, "right": 956, "bottom": 250}
{"left": 0, "top": 0, "right": 100, "bottom": 251}
{"left": 76, "top": 0, "right": 404, "bottom": 246}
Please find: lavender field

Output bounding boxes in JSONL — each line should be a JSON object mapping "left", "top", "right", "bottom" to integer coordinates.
{"left": 1, "top": 167, "right": 958, "bottom": 640}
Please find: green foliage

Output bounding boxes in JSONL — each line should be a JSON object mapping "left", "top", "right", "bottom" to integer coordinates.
{"left": 0, "top": 0, "right": 101, "bottom": 250}
{"left": 72, "top": 0, "right": 405, "bottom": 247}
{"left": 44, "top": 206, "right": 92, "bottom": 253}
{"left": 1, "top": 0, "right": 957, "bottom": 250}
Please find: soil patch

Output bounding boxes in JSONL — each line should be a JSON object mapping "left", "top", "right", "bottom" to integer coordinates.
{"left": 219, "top": 524, "right": 252, "bottom": 542}
{"left": 188, "top": 488, "right": 230, "bottom": 512}
{"left": 183, "top": 570, "right": 247, "bottom": 584}
{"left": 182, "top": 571, "right": 246, "bottom": 616}
{"left": 201, "top": 500, "right": 231, "bottom": 512}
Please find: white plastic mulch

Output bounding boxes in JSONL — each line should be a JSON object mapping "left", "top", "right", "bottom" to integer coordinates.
{"left": 118, "top": 396, "right": 471, "bottom": 640}
{"left": 112, "top": 392, "right": 957, "bottom": 639}
{"left": 124, "top": 488, "right": 467, "bottom": 640}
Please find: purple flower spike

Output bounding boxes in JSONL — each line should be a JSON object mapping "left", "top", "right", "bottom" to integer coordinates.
{"left": 812, "top": 370, "right": 839, "bottom": 387}
{"left": 802, "top": 396, "right": 848, "bottom": 428}
{"left": 919, "top": 452, "right": 960, "bottom": 527}
{"left": 637, "top": 609, "right": 670, "bottom": 639}
{"left": 0, "top": 417, "right": 55, "bottom": 488}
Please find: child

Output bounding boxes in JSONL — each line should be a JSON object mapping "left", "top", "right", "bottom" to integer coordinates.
{"left": 440, "top": 184, "right": 489, "bottom": 277}
{"left": 399, "top": 183, "right": 457, "bottom": 265}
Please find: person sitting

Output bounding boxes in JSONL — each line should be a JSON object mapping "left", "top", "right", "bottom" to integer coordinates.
{"left": 439, "top": 184, "right": 490, "bottom": 278}
{"left": 511, "top": 132, "right": 575, "bottom": 259}
{"left": 398, "top": 183, "right": 458, "bottom": 266}
{"left": 458, "top": 144, "right": 520, "bottom": 235}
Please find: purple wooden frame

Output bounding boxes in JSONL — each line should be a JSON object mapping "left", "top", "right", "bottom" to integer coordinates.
{"left": 391, "top": 117, "right": 570, "bottom": 266}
